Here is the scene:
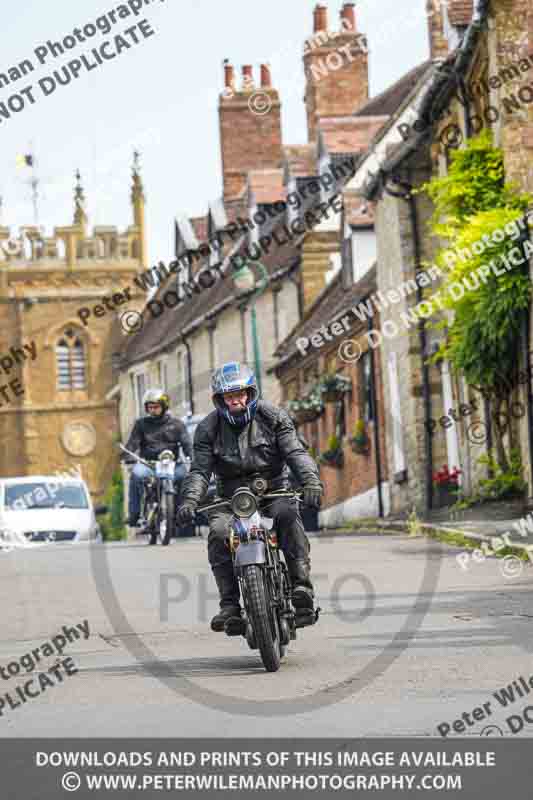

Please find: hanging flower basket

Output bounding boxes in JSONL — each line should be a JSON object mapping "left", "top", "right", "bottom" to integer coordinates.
{"left": 320, "top": 373, "right": 352, "bottom": 403}
{"left": 287, "top": 386, "right": 325, "bottom": 425}
{"left": 350, "top": 436, "right": 370, "bottom": 456}
{"left": 298, "top": 407, "right": 321, "bottom": 424}
{"left": 319, "top": 450, "right": 344, "bottom": 469}
{"left": 349, "top": 420, "right": 370, "bottom": 455}
{"left": 318, "top": 435, "right": 344, "bottom": 469}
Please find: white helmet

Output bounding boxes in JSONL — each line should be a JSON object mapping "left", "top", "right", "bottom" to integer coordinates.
{"left": 142, "top": 387, "right": 169, "bottom": 415}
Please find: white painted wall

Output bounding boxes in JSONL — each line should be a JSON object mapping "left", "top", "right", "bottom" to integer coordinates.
{"left": 318, "top": 482, "right": 391, "bottom": 527}
{"left": 352, "top": 228, "right": 377, "bottom": 282}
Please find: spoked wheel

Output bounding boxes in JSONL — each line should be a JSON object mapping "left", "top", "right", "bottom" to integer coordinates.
{"left": 243, "top": 565, "right": 281, "bottom": 673}
{"left": 145, "top": 502, "right": 159, "bottom": 545}
{"left": 160, "top": 492, "right": 175, "bottom": 546}
{"left": 274, "top": 613, "right": 286, "bottom": 660}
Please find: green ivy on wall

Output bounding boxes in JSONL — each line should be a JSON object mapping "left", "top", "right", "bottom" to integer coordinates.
{"left": 421, "top": 130, "right": 533, "bottom": 470}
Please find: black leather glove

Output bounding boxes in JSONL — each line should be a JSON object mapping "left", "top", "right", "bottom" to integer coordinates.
{"left": 302, "top": 485, "right": 323, "bottom": 509}
{"left": 177, "top": 503, "right": 197, "bottom": 525}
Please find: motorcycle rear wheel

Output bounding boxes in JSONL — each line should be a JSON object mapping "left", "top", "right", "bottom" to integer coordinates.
{"left": 243, "top": 565, "right": 281, "bottom": 673}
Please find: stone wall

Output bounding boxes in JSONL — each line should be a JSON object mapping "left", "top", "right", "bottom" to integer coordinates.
{"left": 0, "top": 258, "right": 144, "bottom": 499}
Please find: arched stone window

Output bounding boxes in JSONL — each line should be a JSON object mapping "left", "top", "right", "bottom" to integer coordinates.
{"left": 55, "top": 329, "right": 87, "bottom": 390}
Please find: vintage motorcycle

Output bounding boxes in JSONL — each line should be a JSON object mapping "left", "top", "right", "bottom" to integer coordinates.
{"left": 120, "top": 445, "right": 178, "bottom": 546}
{"left": 197, "top": 481, "right": 319, "bottom": 673}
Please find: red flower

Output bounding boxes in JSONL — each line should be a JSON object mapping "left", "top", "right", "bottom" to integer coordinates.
{"left": 433, "top": 465, "right": 462, "bottom": 486}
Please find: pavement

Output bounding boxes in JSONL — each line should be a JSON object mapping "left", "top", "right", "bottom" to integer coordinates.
{"left": 1, "top": 528, "right": 532, "bottom": 738}
{"left": 323, "top": 501, "right": 533, "bottom": 554}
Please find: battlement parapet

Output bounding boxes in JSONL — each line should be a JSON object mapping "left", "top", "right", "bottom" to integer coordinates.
{"left": 0, "top": 223, "right": 143, "bottom": 266}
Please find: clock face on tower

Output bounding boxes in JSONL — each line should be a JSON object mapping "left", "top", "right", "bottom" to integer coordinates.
{"left": 61, "top": 421, "right": 96, "bottom": 457}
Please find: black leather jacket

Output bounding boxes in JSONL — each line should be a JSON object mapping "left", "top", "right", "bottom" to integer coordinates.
{"left": 180, "top": 400, "right": 322, "bottom": 504}
{"left": 124, "top": 412, "right": 192, "bottom": 462}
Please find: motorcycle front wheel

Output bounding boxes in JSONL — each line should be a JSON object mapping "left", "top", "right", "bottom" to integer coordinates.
{"left": 243, "top": 565, "right": 281, "bottom": 673}
{"left": 145, "top": 498, "right": 159, "bottom": 545}
{"left": 160, "top": 490, "right": 175, "bottom": 546}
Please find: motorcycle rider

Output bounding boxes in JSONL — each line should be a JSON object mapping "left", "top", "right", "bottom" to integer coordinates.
{"left": 177, "top": 362, "right": 323, "bottom": 632}
{"left": 123, "top": 388, "right": 193, "bottom": 534}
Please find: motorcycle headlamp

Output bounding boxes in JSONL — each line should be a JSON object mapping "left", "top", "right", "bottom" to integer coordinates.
{"left": 158, "top": 450, "right": 175, "bottom": 462}
{"left": 231, "top": 488, "right": 257, "bottom": 518}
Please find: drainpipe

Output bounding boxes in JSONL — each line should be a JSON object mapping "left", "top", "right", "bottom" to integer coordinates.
{"left": 457, "top": 74, "right": 473, "bottom": 139}
{"left": 519, "top": 214, "right": 533, "bottom": 499}
{"left": 181, "top": 334, "right": 195, "bottom": 415}
{"left": 406, "top": 172, "right": 434, "bottom": 513}
{"left": 367, "top": 315, "right": 384, "bottom": 518}
{"left": 287, "top": 257, "right": 304, "bottom": 321}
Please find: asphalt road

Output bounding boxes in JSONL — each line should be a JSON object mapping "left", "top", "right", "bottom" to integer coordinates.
{"left": 1, "top": 531, "right": 533, "bottom": 738}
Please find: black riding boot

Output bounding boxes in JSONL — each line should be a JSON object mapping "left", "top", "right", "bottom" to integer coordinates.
{"left": 210, "top": 566, "right": 243, "bottom": 633}
{"left": 286, "top": 558, "right": 316, "bottom": 627}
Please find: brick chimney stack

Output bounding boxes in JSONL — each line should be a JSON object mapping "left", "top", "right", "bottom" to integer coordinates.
{"left": 426, "top": 0, "right": 449, "bottom": 59}
{"left": 260, "top": 64, "right": 272, "bottom": 88}
{"left": 427, "top": 0, "right": 474, "bottom": 60}
{"left": 224, "top": 60, "right": 235, "bottom": 90}
{"left": 242, "top": 65, "right": 254, "bottom": 90}
{"left": 313, "top": 4, "right": 328, "bottom": 33}
{"left": 304, "top": 3, "right": 369, "bottom": 142}
{"left": 448, "top": 0, "right": 474, "bottom": 27}
{"left": 219, "top": 63, "right": 283, "bottom": 201}
{"left": 340, "top": 2, "right": 356, "bottom": 31}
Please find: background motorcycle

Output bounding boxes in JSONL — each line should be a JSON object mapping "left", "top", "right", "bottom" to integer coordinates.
{"left": 197, "top": 483, "right": 319, "bottom": 673}
{"left": 120, "top": 445, "right": 177, "bottom": 546}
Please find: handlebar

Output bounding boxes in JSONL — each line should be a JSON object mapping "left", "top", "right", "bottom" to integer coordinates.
{"left": 119, "top": 445, "right": 153, "bottom": 469}
{"left": 196, "top": 490, "right": 302, "bottom": 515}
{"left": 119, "top": 444, "right": 185, "bottom": 471}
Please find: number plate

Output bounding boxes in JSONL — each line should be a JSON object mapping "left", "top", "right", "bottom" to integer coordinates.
{"left": 156, "top": 461, "right": 174, "bottom": 477}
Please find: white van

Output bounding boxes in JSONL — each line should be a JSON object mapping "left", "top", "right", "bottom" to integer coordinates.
{"left": 0, "top": 475, "right": 107, "bottom": 545}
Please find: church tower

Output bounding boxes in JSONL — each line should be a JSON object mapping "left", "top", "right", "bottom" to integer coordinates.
{"left": 0, "top": 157, "right": 147, "bottom": 500}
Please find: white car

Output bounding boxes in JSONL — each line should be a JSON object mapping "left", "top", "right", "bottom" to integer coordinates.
{"left": 0, "top": 475, "right": 107, "bottom": 546}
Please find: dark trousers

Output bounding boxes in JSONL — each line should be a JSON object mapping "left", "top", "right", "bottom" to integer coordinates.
{"left": 207, "top": 498, "right": 311, "bottom": 606}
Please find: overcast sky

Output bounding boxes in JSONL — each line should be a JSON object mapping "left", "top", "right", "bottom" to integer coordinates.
{"left": 0, "top": 0, "right": 429, "bottom": 264}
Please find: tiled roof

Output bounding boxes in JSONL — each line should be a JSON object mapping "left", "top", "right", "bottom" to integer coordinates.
{"left": 274, "top": 264, "right": 377, "bottom": 367}
{"left": 121, "top": 224, "right": 302, "bottom": 367}
{"left": 319, "top": 116, "right": 389, "bottom": 155}
{"left": 122, "top": 164, "right": 356, "bottom": 368}
{"left": 354, "top": 61, "right": 432, "bottom": 118}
